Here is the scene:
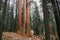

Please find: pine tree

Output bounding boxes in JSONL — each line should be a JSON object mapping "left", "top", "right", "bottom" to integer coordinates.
{"left": 42, "top": 0, "right": 50, "bottom": 40}
{"left": 51, "top": 0, "right": 60, "bottom": 39}
{"left": 0, "top": 0, "right": 8, "bottom": 40}
{"left": 30, "top": 0, "right": 41, "bottom": 35}
{"left": 0, "top": 0, "right": 2, "bottom": 11}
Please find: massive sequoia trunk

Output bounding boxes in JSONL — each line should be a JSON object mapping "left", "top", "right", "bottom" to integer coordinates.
{"left": 23, "top": 0, "right": 31, "bottom": 36}
{"left": 23, "top": 0, "right": 27, "bottom": 34}
{"left": 26, "top": 0, "right": 31, "bottom": 36}
{"left": 17, "top": 0, "right": 22, "bottom": 34}
{"left": 17, "top": 0, "right": 31, "bottom": 36}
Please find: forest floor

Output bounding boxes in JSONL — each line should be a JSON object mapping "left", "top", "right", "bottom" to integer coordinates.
{"left": 2, "top": 32, "right": 43, "bottom": 40}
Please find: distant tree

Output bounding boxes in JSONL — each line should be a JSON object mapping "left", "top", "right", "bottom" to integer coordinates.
{"left": 4, "top": 0, "right": 17, "bottom": 32}
{"left": 30, "top": 0, "right": 41, "bottom": 35}
{"left": 3, "top": 0, "right": 11, "bottom": 31}
{"left": 51, "top": 0, "right": 60, "bottom": 39}
{"left": 0, "top": 0, "right": 2, "bottom": 11}
{"left": 42, "top": 0, "right": 50, "bottom": 40}
{"left": 0, "top": 0, "right": 8, "bottom": 40}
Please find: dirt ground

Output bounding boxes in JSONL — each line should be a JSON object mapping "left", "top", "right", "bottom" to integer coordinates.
{"left": 2, "top": 32, "right": 43, "bottom": 40}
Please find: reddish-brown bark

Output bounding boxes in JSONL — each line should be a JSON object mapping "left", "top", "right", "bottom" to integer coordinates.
{"left": 17, "top": 0, "right": 31, "bottom": 36}
{"left": 17, "top": 0, "right": 22, "bottom": 34}
{"left": 26, "top": 0, "right": 31, "bottom": 36}
{"left": 23, "top": 0, "right": 27, "bottom": 34}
